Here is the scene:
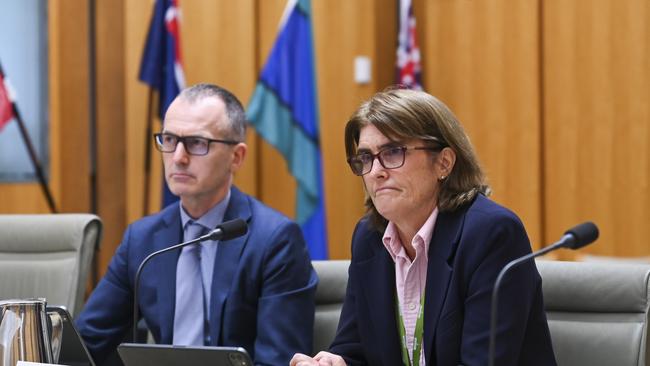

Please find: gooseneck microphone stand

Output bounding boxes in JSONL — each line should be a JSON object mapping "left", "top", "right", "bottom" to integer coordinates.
{"left": 487, "top": 222, "right": 599, "bottom": 366}
{"left": 131, "top": 218, "right": 247, "bottom": 342}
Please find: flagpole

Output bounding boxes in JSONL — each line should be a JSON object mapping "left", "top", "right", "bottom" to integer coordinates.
{"left": 142, "top": 87, "right": 154, "bottom": 216}
{"left": 139, "top": 0, "right": 186, "bottom": 211}
{"left": 88, "top": 0, "right": 98, "bottom": 216}
{"left": 0, "top": 63, "right": 57, "bottom": 213}
{"left": 88, "top": 0, "right": 100, "bottom": 288}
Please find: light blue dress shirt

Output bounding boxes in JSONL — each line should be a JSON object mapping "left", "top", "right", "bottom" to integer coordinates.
{"left": 177, "top": 190, "right": 231, "bottom": 344}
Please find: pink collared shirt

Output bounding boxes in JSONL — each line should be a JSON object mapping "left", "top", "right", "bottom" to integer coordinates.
{"left": 382, "top": 208, "right": 439, "bottom": 366}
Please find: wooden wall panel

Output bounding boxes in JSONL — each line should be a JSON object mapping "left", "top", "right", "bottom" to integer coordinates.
{"left": 418, "top": 0, "right": 543, "bottom": 247}
{"left": 181, "top": 0, "right": 258, "bottom": 196}
{"left": 543, "top": 0, "right": 650, "bottom": 257}
{"left": 25, "top": 0, "right": 650, "bottom": 274}
{"left": 50, "top": 0, "right": 92, "bottom": 213}
{"left": 0, "top": 184, "right": 49, "bottom": 213}
{"left": 312, "top": 0, "right": 379, "bottom": 258}
{"left": 95, "top": 0, "right": 127, "bottom": 276}
{"left": 124, "top": 0, "right": 154, "bottom": 226}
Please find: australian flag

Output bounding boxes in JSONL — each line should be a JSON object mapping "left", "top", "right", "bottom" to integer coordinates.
{"left": 139, "top": 0, "right": 186, "bottom": 207}
{"left": 396, "top": 0, "right": 423, "bottom": 90}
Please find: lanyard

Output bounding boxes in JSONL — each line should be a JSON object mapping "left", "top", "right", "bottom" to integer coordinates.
{"left": 395, "top": 290, "right": 426, "bottom": 366}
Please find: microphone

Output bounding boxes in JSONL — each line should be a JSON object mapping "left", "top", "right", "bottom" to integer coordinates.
{"left": 199, "top": 218, "right": 248, "bottom": 242}
{"left": 487, "top": 222, "right": 599, "bottom": 366}
{"left": 131, "top": 218, "right": 248, "bottom": 341}
{"left": 555, "top": 221, "right": 599, "bottom": 250}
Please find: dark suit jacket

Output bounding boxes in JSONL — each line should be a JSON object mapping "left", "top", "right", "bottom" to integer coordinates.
{"left": 77, "top": 186, "right": 318, "bottom": 366}
{"left": 330, "top": 194, "right": 556, "bottom": 365}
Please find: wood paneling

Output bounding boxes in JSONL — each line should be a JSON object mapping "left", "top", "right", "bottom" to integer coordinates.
{"left": 418, "top": 0, "right": 543, "bottom": 247}
{"left": 50, "top": 0, "right": 92, "bottom": 213}
{"left": 124, "top": 0, "right": 156, "bottom": 225}
{"left": 95, "top": 0, "right": 127, "bottom": 275}
{"left": 181, "top": 0, "right": 258, "bottom": 196}
{"left": 4, "top": 0, "right": 649, "bottom": 272}
{"left": 543, "top": 0, "right": 650, "bottom": 257}
{"left": 0, "top": 184, "right": 49, "bottom": 212}
{"left": 312, "top": 0, "right": 391, "bottom": 258}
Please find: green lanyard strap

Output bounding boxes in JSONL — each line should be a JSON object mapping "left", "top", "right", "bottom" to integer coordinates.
{"left": 395, "top": 290, "right": 426, "bottom": 366}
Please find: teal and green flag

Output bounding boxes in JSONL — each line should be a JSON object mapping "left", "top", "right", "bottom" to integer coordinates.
{"left": 247, "top": 0, "right": 327, "bottom": 259}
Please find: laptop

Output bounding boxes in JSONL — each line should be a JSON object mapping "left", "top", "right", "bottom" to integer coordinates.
{"left": 46, "top": 306, "right": 96, "bottom": 366}
{"left": 118, "top": 343, "right": 253, "bottom": 366}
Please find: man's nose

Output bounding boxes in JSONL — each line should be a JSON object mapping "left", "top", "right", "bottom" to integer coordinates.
{"left": 172, "top": 141, "right": 190, "bottom": 163}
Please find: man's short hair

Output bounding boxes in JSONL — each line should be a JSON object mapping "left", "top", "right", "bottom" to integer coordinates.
{"left": 179, "top": 83, "right": 247, "bottom": 141}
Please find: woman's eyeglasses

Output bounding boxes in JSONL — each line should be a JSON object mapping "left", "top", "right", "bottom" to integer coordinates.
{"left": 347, "top": 145, "right": 441, "bottom": 176}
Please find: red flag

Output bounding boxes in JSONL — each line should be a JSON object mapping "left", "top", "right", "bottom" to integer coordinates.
{"left": 396, "top": 0, "right": 422, "bottom": 90}
{"left": 0, "top": 71, "right": 13, "bottom": 131}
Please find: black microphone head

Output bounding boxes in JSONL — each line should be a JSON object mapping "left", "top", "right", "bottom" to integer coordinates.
{"left": 213, "top": 218, "right": 248, "bottom": 241}
{"left": 563, "top": 221, "right": 599, "bottom": 249}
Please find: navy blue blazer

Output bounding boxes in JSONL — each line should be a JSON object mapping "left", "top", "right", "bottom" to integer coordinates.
{"left": 77, "top": 186, "right": 318, "bottom": 366}
{"left": 330, "top": 194, "right": 556, "bottom": 365}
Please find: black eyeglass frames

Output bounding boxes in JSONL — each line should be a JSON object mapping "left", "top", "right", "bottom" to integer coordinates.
{"left": 153, "top": 132, "right": 239, "bottom": 156}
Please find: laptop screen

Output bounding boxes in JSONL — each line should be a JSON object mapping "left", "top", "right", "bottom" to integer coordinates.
{"left": 118, "top": 343, "right": 253, "bottom": 366}
{"left": 47, "top": 306, "right": 96, "bottom": 366}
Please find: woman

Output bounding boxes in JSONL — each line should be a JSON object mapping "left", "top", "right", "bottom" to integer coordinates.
{"left": 292, "top": 89, "right": 556, "bottom": 365}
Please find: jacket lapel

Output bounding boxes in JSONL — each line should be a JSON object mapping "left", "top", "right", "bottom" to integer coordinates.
{"left": 151, "top": 205, "right": 183, "bottom": 343}
{"left": 208, "top": 187, "right": 251, "bottom": 345}
{"left": 423, "top": 207, "right": 465, "bottom": 364}
{"left": 357, "top": 238, "right": 404, "bottom": 366}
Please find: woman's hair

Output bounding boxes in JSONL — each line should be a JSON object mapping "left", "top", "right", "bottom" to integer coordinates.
{"left": 344, "top": 88, "right": 490, "bottom": 231}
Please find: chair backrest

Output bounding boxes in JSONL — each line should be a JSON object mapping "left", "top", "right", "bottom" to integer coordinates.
{"left": 537, "top": 260, "right": 650, "bottom": 366}
{"left": 312, "top": 260, "right": 350, "bottom": 354}
{"left": 0, "top": 214, "right": 102, "bottom": 317}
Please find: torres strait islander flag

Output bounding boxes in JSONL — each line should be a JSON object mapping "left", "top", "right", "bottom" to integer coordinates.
{"left": 246, "top": 0, "right": 328, "bottom": 259}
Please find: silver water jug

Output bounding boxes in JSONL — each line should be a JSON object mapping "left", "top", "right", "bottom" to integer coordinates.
{"left": 0, "top": 299, "right": 63, "bottom": 366}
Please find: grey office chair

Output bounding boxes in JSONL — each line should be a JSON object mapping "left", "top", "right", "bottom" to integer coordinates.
{"left": 0, "top": 214, "right": 102, "bottom": 317}
{"left": 312, "top": 260, "right": 350, "bottom": 354}
{"left": 538, "top": 260, "right": 650, "bottom": 366}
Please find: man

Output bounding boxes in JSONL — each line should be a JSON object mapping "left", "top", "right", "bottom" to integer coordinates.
{"left": 77, "top": 83, "right": 318, "bottom": 366}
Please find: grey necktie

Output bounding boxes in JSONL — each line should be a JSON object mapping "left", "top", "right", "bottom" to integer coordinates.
{"left": 172, "top": 222, "right": 207, "bottom": 345}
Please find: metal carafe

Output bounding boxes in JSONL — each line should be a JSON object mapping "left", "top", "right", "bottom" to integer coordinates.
{"left": 0, "top": 299, "right": 63, "bottom": 366}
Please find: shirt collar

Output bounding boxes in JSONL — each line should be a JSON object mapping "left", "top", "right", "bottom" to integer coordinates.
{"left": 179, "top": 189, "right": 232, "bottom": 231}
{"left": 382, "top": 207, "right": 439, "bottom": 262}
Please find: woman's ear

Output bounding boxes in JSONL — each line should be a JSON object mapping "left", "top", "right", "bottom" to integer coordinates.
{"left": 438, "top": 147, "right": 456, "bottom": 177}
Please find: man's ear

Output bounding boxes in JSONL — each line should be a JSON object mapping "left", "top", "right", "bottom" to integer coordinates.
{"left": 231, "top": 143, "right": 247, "bottom": 173}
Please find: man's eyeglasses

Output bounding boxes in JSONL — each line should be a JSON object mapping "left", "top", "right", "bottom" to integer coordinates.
{"left": 347, "top": 146, "right": 442, "bottom": 176}
{"left": 153, "top": 132, "right": 239, "bottom": 156}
